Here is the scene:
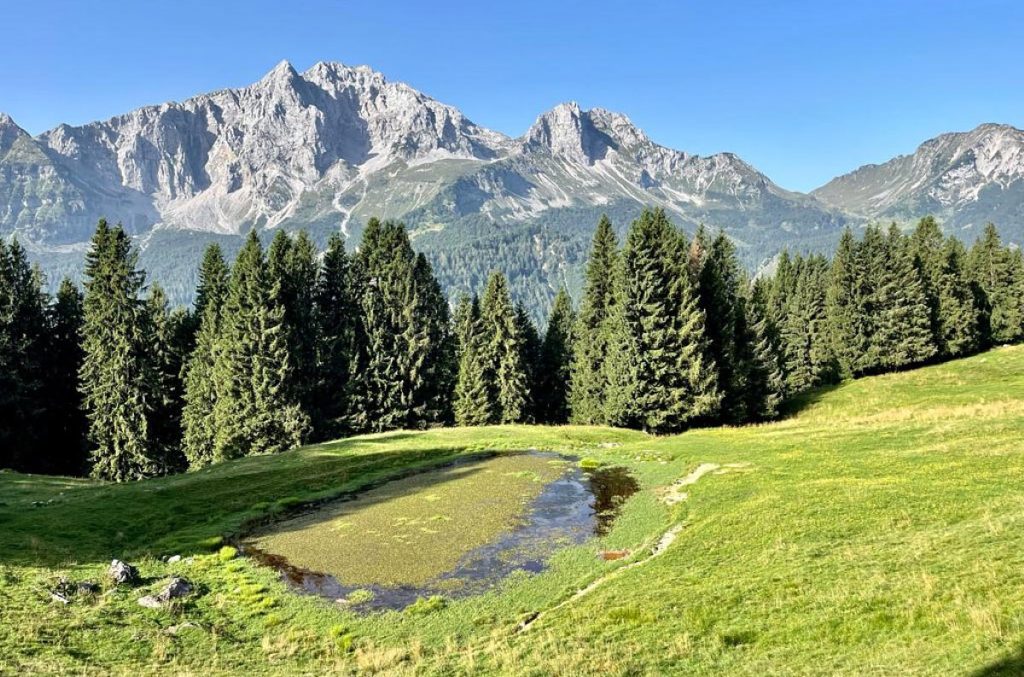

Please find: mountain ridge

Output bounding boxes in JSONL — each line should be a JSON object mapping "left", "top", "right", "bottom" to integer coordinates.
{"left": 2, "top": 61, "right": 1021, "bottom": 318}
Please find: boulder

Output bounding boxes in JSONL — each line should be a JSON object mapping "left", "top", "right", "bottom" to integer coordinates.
{"left": 108, "top": 559, "right": 140, "bottom": 585}
{"left": 137, "top": 578, "right": 194, "bottom": 609}
{"left": 160, "top": 577, "right": 193, "bottom": 601}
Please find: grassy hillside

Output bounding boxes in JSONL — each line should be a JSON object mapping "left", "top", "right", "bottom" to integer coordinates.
{"left": 2, "top": 346, "right": 1024, "bottom": 675}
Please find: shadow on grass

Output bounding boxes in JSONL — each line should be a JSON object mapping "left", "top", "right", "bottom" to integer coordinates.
{"left": 778, "top": 381, "right": 844, "bottom": 420}
{"left": 972, "top": 648, "right": 1024, "bottom": 676}
{"left": 0, "top": 447, "right": 497, "bottom": 568}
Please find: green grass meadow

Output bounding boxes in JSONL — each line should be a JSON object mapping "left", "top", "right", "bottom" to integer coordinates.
{"left": 2, "top": 346, "right": 1024, "bottom": 675}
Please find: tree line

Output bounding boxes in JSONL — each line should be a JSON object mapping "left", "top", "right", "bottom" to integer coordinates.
{"left": 1, "top": 211, "right": 1022, "bottom": 480}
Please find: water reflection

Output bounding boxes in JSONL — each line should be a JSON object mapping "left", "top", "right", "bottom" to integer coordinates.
{"left": 243, "top": 453, "right": 638, "bottom": 611}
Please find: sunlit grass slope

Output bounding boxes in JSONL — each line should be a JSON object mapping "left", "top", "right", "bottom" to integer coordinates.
{"left": 1, "top": 345, "right": 1023, "bottom": 675}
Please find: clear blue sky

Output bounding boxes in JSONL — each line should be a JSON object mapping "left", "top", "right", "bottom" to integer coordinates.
{"left": 3, "top": 0, "right": 1022, "bottom": 191}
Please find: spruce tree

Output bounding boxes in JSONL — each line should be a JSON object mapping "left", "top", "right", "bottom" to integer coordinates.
{"left": 604, "top": 208, "right": 719, "bottom": 433}
{"left": 910, "top": 216, "right": 945, "bottom": 348}
{"left": 354, "top": 219, "right": 452, "bottom": 431}
{"left": 826, "top": 228, "right": 870, "bottom": 377}
{"left": 181, "top": 244, "right": 231, "bottom": 467}
{"left": 211, "top": 231, "right": 308, "bottom": 460}
{"left": 480, "top": 271, "right": 531, "bottom": 423}
{"left": 269, "top": 230, "right": 320, "bottom": 418}
{"left": 969, "top": 224, "right": 1023, "bottom": 344}
{"left": 696, "top": 232, "right": 751, "bottom": 423}
{"left": 0, "top": 239, "right": 49, "bottom": 472}
{"left": 936, "top": 237, "right": 981, "bottom": 357}
{"left": 40, "top": 278, "right": 87, "bottom": 475}
{"left": 872, "top": 225, "right": 937, "bottom": 369}
{"left": 144, "top": 284, "right": 188, "bottom": 472}
{"left": 536, "top": 288, "right": 575, "bottom": 424}
{"left": 781, "top": 256, "right": 839, "bottom": 392}
{"left": 312, "top": 233, "right": 363, "bottom": 439}
{"left": 744, "top": 281, "right": 785, "bottom": 419}
{"left": 410, "top": 253, "right": 456, "bottom": 425}
{"left": 453, "top": 294, "right": 496, "bottom": 425}
{"left": 79, "top": 221, "right": 162, "bottom": 481}
{"left": 569, "top": 215, "right": 620, "bottom": 424}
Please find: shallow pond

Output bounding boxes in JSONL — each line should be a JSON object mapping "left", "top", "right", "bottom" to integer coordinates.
{"left": 243, "top": 451, "right": 638, "bottom": 611}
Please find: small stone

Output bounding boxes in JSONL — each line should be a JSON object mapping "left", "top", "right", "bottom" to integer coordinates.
{"left": 77, "top": 581, "right": 100, "bottom": 594}
{"left": 108, "top": 559, "right": 140, "bottom": 586}
{"left": 158, "top": 577, "right": 193, "bottom": 601}
{"left": 137, "top": 595, "right": 162, "bottom": 609}
{"left": 166, "top": 555, "right": 182, "bottom": 564}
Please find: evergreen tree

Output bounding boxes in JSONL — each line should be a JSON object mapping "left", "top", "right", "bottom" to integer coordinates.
{"left": 781, "top": 256, "right": 839, "bottom": 392}
{"left": 516, "top": 302, "right": 541, "bottom": 422}
{"left": 181, "top": 244, "right": 231, "bottom": 467}
{"left": 312, "top": 233, "right": 363, "bottom": 439}
{"left": 569, "top": 215, "right": 620, "bottom": 424}
{"left": 408, "top": 253, "right": 456, "bottom": 426}
{"left": 696, "top": 232, "right": 751, "bottom": 423}
{"left": 744, "top": 281, "right": 785, "bottom": 419}
{"left": 604, "top": 208, "right": 719, "bottom": 433}
{"left": 269, "top": 230, "right": 320, "bottom": 418}
{"left": 40, "top": 278, "right": 87, "bottom": 475}
{"left": 910, "top": 215, "right": 946, "bottom": 348}
{"left": 872, "top": 225, "right": 937, "bottom": 369}
{"left": 0, "top": 240, "right": 49, "bottom": 472}
{"left": 144, "top": 284, "right": 192, "bottom": 472}
{"left": 480, "top": 271, "right": 531, "bottom": 423}
{"left": 453, "top": 294, "right": 496, "bottom": 425}
{"left": 936, "top": 237, "right": 981, "bottom": 357}
{"left": 354, "top": 219, "right": 452, "bottom": 431}
{"left": 826, "top": 228, "right": 871, "bottom": 377}
{"left": 79, "top": 221, "right": 162, "bottom": 481}
{"left": 536, "top": 288, "right": 575, "bottom": 423}
{"left": 210, "top": 231, "right": 308, "bottom": 460}
{"left": 969, "top": 224, "right": 1023, "bottom": 344}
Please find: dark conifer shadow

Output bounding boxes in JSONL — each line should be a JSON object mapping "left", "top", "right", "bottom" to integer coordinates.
{"left": 972, "top": 647, "right": 1024, "bottom": 676}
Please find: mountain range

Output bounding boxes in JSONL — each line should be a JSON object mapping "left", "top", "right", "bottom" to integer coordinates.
{"left": 2, "top": 60, "right": 1022, "bottom": 318}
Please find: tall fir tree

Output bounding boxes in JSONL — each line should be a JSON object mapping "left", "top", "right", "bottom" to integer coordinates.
{"left": 480, "top": 271, "right": 531, "bottom": 423}
{"left": 354, "top": 219, "right": 453, "bottom": 431}
{"left": 79, "top": 221, "right": 163, "bottom": 481}
{"left": 910, "top": 216, "right": 946, "bottom": 348}
{"left": 826, "top": 228, "right": 871, "bottom": 377}
{"left": 411, "top": 253, "right": 456, "bottom": 425}
{"left": 311, "top": 233, "right": 364, "bottom": 439}
{"left": 41, "top": 279, "right": 87, "bottom": 475}
{"left": 453, "top": 294, "right": 496, "bottom": 425}
{"left": 872, "top": 225, "right": 937, "bottom": 369}
{"left": 0, "top": 239, "right": 49, "bottom": 472}
{"left": 968, "top": 224, "right": 1023, "bottom": 344}
{"left": 743, "top": 281, "right": 786, "bottom": 419}
{"left": 268, "top": 230, "right": 320, "bottom": 419}
{"left": 181, "top": 244, "right": 231, "bottom": 467}
{"left": 569, "top": 215, "right": 620, "bottom": 424}
{"left": 696, "top": 232, "right": 752, "bottom": 423}
{"left": 603, "top": 208, "right": 719, "bottom": 433}
{"left": 536, "top": 288, "right": 575, "bottom": 424}
{"left": 936, "top": 237, "right": 982, "bottom": 357}
{"left": 210, "top": 231, "right": 308, "bottom": 460}
{"left": 780, "top": 256, "right": 839, "bottom": 392}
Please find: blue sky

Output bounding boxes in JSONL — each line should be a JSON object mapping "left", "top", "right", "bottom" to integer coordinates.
{"left": 2, "top": 0, "right": 1022, "bottom": 191}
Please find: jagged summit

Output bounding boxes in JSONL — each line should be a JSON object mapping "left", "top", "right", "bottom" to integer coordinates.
{"left": 813, "top": 122, "right": 1024, "bottom": 227}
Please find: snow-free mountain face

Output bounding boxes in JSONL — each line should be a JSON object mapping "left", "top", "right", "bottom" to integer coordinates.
{"left": 1, "top": 60, "right": 854, "bottom": 316}
{"left": 813, "top": 123, "right": 1024, "bottom": 236}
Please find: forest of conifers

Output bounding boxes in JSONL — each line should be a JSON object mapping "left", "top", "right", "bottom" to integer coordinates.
{"left": 1, "top": 210, "right": 1022, "bottom": 481}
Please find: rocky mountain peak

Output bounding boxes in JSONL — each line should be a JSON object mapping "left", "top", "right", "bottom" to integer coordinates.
{"left": 524, "top": 101, "right": 614, "bottom": 163}
{"left": 0, "top": 113, "right": 29, "bottom": 155}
